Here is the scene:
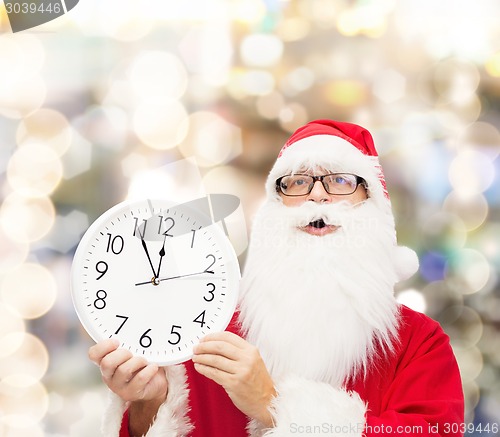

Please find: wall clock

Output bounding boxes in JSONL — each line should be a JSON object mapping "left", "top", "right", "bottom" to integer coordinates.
{"left": 71, "top": 196, "right": 240, "bottom": 366}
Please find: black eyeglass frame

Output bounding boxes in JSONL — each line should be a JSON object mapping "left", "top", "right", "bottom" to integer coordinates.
{"left": 275, "top": 173, "right": 367, "bottom": 197}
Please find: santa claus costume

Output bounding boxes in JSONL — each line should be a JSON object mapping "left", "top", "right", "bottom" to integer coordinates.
{"left": 103, "top": 120, "right": 464, "bottom": 436}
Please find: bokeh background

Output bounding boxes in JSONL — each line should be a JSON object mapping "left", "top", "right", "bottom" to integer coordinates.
{"left": 1, "top": 0, "right": 500, "bottom": 435}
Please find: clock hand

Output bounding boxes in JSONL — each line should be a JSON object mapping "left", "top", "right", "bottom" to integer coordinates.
{"left": 155, "top": 234, "right": 168, "bottom": 278}
{"left": 135, "top": 270, "right": 215, "bottom": 286}
{"left": 140, "top": 238, "right": 157, "bottom": 280}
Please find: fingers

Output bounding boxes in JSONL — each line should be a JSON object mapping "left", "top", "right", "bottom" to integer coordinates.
{"left": 199, "top": 331, "right": 247, "bottom": 348}
{"left": 88, "top": 338, "right": 120, "bottom": 365}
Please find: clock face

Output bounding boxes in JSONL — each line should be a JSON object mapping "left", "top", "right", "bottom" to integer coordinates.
{"left": 71, "top": 198, "right": 240, "bottom": 366}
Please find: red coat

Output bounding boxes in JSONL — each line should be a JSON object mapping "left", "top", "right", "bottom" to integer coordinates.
{"left": 119, "top": 305, "right": 464, "bottom": 436}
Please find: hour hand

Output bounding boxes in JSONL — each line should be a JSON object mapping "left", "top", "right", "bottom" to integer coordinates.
{"left": 155, "top": 234, "right": 168, "bottom": 278}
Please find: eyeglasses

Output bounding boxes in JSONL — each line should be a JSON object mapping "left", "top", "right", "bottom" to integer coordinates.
{"left": 276, "top": 173, "right": 367, "bottom": 197}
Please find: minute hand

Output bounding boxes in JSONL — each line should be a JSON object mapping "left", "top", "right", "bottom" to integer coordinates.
{"left": 135, "top": 270, "right": 214, "bottom": 286}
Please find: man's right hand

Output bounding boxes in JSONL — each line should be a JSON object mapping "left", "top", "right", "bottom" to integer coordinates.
{"left": 89, "top": 339, "right": 168, "bottom": 436}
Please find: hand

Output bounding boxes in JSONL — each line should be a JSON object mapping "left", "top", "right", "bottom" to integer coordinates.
{"left": 155, "top": 234, "right": 168, "bottom": 278}
{"left": 88, "top": 339, "right": 168, "bottom": 404}
{"left": 89, "top": 339, "right": 168, "bottom": 436}
{"left": 192, "top": 332, "right": 276, "bottom": 428}
{"left": 140, "top": 238, "right": 158, "bottom": 281}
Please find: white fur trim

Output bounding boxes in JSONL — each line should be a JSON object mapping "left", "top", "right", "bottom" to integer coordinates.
{"left": 266, "top": 135, "right": 389, "bottom": 209}
{"left": 248, "top": 375, "right": 366, "bottom": 436}
{"left": 393, "top": 245, "right": 419, "bottom": 282}
{"left": 101, "top": 365, "right": 193, "bottom": 437}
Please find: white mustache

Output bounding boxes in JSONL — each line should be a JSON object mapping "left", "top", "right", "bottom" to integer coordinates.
{"left": 283, "top": 200, "right": 360, "bottom": 228}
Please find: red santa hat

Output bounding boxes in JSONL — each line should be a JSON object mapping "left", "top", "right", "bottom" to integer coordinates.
{"left": 265, "top": 119, "right": 419, "bottom": 282}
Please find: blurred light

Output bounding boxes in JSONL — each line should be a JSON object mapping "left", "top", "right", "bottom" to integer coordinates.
{"left": 276, "top": 17, "right": 311, "bottom": 41}
{"left": 256, "top": 91, "right": 285, "bottom": 120}
{"left": 129, "top": 51, "right": 188, "bottom": 101}
{"left": 45, "top": 210, "right": 89, "bottom": 254}
{"left": 0, "top": 194, "right": 55, "bottom": 243}
{"left": 7, "top": 143, "right": 63, "bottom": 198}
{"left": 0, "top": 75, "right": 46, "bottom": 119}
{"left": 443, "top": 191, "right": 488, "bottom": 231}
{"left": 396, "top": 288, "right": 427, "bottom": 313}
{"left": 61, "top": 131, "right": 92, "bottom": 179}
{"left": 448, "top": 149, "right": 494, "bottom": 196}
{"left": 447, "top": 249, "right": 491, "bottom": 294}
{"left": 0, "top": 304, "right": 26, "bottom": 358}
{"left": 0, "top": 376, "right": 48, "bottom": 429}
{"left": 16, "top": 109, "right": 72, "bottom": 157}
{"left": 127, "top": 159, "right": 205, "bottom": 203}
{"left": 231, "top": 0, "right": 266, "bottom": 25}
{"left": 420, "top": 212, "right": 467, "bottom": 251}
{"left": 420, "top": 251, "right": 447, "bottom": 282}
{"left": 202, "top": 166, "right": 249, "bottom": 255}
{"left": 127, "top": 170, "right": 175, "bottom": 201}
{"left": 372, "top": 69, "right": 406, "bottom": 103}
{"left": 279, "top": 103, "right": 309, "bottom": 133}
{"left": 0, "top": 263, "right": 57, "bottom": 319}
{"left": 337, "top": 5, "right": 388, "bottom": 38}
{"left": 433, "top": 59, "right": 480, "bottom": 105}
{"left": 240, "top": 70, "right": 275, "bottom": 96}
{"left": 179, "top": 111, "right": 243, "bottom": 167}
{"left": 0, "top": 228, "right": 29, "bottom": 274}
{"left": 485, "top": 50, "right": 500, "bottom": 77}
{"left": 178, "top": 24, "right": 233, "bottom": 87}
{"left": 98, "top": 0, "right": 152, "bottom": 41}
{"left": 458, "top": 121, "right": 500, "bottom": 159}
{"left": 453, "top": 345, "right": 483, "bottom": 383}
{"left": 0, "top": 35, "right": 45, "bottom": 119}
{"left": 440, "top": 305, "right": 483, "bottom": 348}
{"left": 0, "top": 333, "right": 49, "bottom": 382}
{"left": 132, "top": 98, "right": 189, "bottom": 150}
{"left": 280, "top": 67, "right": 315, "bottom": 96}
{"left": 121, "top": 152, "right": 149, "bottom": 178}
{"left": 326, "top": 80, "right": 367, "bottom": 107}
{"left": 73, "top": 105, "right": 129, "bottom": 152}
{"left": 240, "top": 33, "right": 284, "bottom": 68}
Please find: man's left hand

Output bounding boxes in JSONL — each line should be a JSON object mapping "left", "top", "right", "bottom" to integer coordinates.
{"left": 192, "top": 331, "right": 275, "bottom": 428}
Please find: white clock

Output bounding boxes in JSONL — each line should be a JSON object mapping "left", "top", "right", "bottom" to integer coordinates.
{"left": 71, "top": 197, "right": 240, "bottom": 366}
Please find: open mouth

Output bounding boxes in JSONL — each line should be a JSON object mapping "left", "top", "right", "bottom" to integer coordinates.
{"left": 309, "top": 219, "right": 326, "bottom": 229}
{"left": 301, "top": 218, "right": 339, "bottom": 235}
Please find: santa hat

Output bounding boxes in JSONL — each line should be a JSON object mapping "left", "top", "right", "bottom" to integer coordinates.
{"left": 265, "top": 119, "right": 419, "bottom": 282}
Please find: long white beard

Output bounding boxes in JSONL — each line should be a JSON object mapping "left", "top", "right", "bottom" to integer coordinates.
{"left": 239, "top": 199, "right": 401, "bottom": 387}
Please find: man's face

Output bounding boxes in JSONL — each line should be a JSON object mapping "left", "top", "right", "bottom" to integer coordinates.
{"left": 278, "top": 168, "right": 368, "bottom": 236}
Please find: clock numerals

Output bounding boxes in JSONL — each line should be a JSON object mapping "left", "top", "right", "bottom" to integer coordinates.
{"left": 95, "top": 261, "right": 108, "bottom": 280}
{"left": 193, "top": 310, "right": 206, "bottom": 327}
{"left": 204, "top": 282, "right": 216, "bottom": 302}
{"left": 140, "top": 329, "right": 153, "bottom": 348}
{"left": 190, "top": 229, "right": 196, "bottom": 248}
{"left": 204, "top": 254, "right": 216, "bottom": 273}
{"left": 158, "top": 216, "right": 175, "bottom": 237}
{"left": 115, "top": 315, "right": 129, "bottom": 334}
{"left": 94, "top": 290, "right": 107, "bottom": 309}
{"left": 133, "top": 217, "right": 147, "bottom": 238}
{"left": 168, "top": 325, "right": 182, "bottom": 345}
{"left": 106, "top": 233, "right": 124, "bottom": 255}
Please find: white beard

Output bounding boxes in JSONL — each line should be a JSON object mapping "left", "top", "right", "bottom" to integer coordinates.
{"left": 238, "top": 199, "right": 401, "bottom": 387}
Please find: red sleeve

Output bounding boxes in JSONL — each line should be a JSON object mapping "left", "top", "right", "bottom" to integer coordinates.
{"left": 119, "top": 409, "right": 130, "bottom": 437}
{"left": 364, "top": 308, "right": 464, "bottom": 436}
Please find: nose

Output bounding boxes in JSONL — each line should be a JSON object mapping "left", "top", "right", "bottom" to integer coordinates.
{"left": 306, "top": 180, "right": 331, "bottom": 203}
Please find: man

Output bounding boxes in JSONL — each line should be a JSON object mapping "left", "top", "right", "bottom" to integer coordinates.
{"left": 89, "top": 120, "right": 464, "bottom": 436}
